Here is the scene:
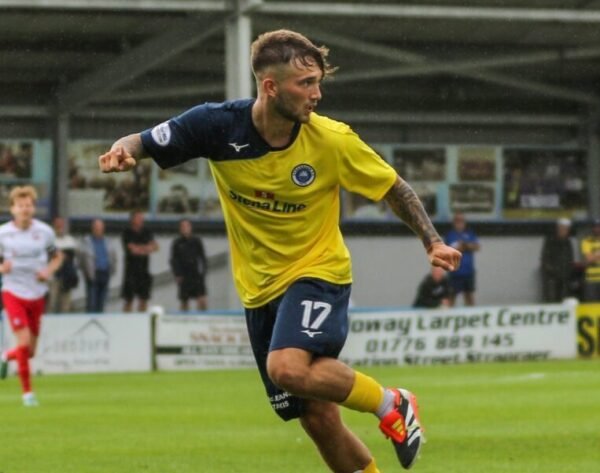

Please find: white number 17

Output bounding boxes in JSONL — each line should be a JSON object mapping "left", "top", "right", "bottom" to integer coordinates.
{"left": 300, "top": 300, "right": 332, "bottom": 330}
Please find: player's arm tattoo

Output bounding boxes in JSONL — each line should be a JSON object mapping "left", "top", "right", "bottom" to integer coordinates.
{"left": 384, "top": 175, "right": 443, "bottom": 250}
{"left": 111, "top": 133, "right": 149, "bottom": 162}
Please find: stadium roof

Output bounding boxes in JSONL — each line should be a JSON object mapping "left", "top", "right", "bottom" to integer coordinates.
{"left": 1, "top": 0, "right": 600, "bottom": 129}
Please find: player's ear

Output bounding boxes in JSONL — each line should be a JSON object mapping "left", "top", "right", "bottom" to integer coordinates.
{"left": 263, "top": 77, "right": 278, "bottom": 98}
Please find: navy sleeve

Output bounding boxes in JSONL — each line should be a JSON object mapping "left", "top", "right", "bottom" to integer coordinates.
{"left": 140, "top": 103, "right": 216, "bottom": 169}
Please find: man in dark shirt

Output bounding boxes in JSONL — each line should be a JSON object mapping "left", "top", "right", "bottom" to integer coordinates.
{"left": 540, "top": 218, "right": 575, "bottom": 303}
{"left": 121, "top": 211, "right": 158, "bottom": 312}
{"left": 413, "top": 266, "right": 452, "bottom": 308}
{"left": 170, "top": 219, "right": 208, "bottom": 311}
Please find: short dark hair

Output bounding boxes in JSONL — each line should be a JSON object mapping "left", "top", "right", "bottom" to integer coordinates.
{"left": 251, "top": 29, "right": 336, "bottom": 79}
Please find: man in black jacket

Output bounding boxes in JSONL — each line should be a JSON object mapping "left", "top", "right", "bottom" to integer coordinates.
{"left": 413, "top": 266, "right": 452, "bottom": 308}
{"left": 540, "top": 218, "right": 575, "bottom": 302}
{"left": 170, "top": 219, "right": 208, "bottom": 311}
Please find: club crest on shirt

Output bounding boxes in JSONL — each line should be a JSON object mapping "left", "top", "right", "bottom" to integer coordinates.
{"left": 291, "top": 164, "right": 316, "bottom": 187}
{"left": 151, "top": 121, "right": 171, "bottom": 146}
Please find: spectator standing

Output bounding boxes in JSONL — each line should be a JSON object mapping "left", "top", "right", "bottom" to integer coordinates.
{"left": 445, "top": 212, "right": 480, "bottom": 306}
{"left": 580, "top": 219, "right": 600, "bottom": 302}
{"left": 80, "top": 219, "right": 117, "bottom": 313}
{"left": 540, "top": 218, "right": 575, "bottom": 302}
{"left": 48, "top": 216, "right": 79, "bottom": 313}
{"left": 121, "top": 211, "right": 158, "bottom": 312}
{"left": 413, "top": 266, "right": 452, "bottom": 308}
{"left": 170, "top": 219, "right": 208, "bottom": 311}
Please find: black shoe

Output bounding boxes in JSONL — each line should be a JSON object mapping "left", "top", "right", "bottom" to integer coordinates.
{"left": 378, "top": 388, "right": 425, "bottom": 469}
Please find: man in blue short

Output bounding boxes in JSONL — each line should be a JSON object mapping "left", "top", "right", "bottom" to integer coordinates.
{"left": 99, "top": 29, "right": 461, "bottom": 473}
{"left": 445, "top": 212, "right": 480, "bottom": 306}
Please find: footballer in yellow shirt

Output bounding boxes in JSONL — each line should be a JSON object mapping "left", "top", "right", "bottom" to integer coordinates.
{"left": 143, "top": 100, "right": 396, "bottom": 308}
{"left": 100, "top": 29, "right": 461, "bottom": 473}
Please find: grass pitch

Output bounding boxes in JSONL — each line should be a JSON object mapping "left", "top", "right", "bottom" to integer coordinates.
{"left": 0, "top": 359, "right": 598, "bottom": 473}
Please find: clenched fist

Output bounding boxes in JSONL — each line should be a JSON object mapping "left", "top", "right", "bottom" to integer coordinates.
{"left": 99, "top": 146, "right": 137, "bottom": 173}
{"left": 427, "top": 242, "right": 462, "bottom": 272}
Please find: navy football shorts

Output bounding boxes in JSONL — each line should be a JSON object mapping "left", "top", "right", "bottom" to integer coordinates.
{"left": 245, "top": 277, "right": 351, "bottom": 421}
{"left": 449, "top": 273, "right": 476, "bottom": 294}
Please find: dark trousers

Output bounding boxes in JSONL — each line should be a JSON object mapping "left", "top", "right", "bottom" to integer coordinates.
{"left": 86, "top": 270, "right": 110, "bottom": 313}
{"left": 542, "top": 273, "right": 570, "bottom": 303}
{"left": 584, "top": 281, "right": 600, "bottom": 303}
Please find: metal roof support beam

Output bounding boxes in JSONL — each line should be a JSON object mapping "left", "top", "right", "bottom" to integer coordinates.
{"left": 7, "top": 1, "right": 600, "bottom": 24}
{"left": 587, "top": 111, "right": 600, "bottom": 219}
{"left": 94, "top": 82, "right": 224, "bottom": 103}
{"left": 330, "top": 111, "right": 582, "bottom": 127}
{"left": 225, "top": 0, "right": 257, "bottom": 100}
{"left": 52, "top": 113, "right": 70, "bottom": 219}
{"left": 467, "top": 72, "right": 600, "bottom": 106}
{"left": 0, "top": 105, "right": 581, "bottom": 128}
{"left": 305, "top": 28, "right": 600, "bottom": 105}
{"left": 0, "top": 0, "right": 227, "bottom": 12}
{"left": 73, "top": 107, "right": 581, "bottom": 127}
{"left": 259, "top": 3, "right": 600, "bottom": 24}
{"left": 0, "top": 105, "right": 49, "bottom": 117}
{"left": 55, "top": 18, "right": 224, "bottom": 113}
{"left": 336, "top": 46, "right": 600, "bottom": 83}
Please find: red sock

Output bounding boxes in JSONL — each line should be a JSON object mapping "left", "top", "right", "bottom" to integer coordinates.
{"left": 5, "top": 347, "right": 20, "bottom": 361}
{"left": 15, "top": 346, "right": 31, "bottom": 393}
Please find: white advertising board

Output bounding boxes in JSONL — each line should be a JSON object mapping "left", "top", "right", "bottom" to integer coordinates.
{"left": 2, "top": 313, "right": 153, "bottom": 374}
{"left": 340, "top": 302, "right": 577, "bottom": 366}
{"left": 155, "top": 314, "right": 255, "bottom": 370}
{"left": 3, "top": 302, "right": 574, "bottom": 375}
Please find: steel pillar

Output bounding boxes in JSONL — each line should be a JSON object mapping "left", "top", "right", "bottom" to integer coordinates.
{"left": 225, "top": 0, "right": 254, "bottom": 100}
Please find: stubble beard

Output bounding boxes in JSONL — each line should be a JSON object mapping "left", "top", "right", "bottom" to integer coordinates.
{"left": 273, "top": 94, "right": 311, "bottom": 124}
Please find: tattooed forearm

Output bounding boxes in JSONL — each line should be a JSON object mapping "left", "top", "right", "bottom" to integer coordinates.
{"left": 111, "top": 133, "right": 148, "bottom": 161}
{"left": 384, "top": 176, "right": 443, "bottom": 249}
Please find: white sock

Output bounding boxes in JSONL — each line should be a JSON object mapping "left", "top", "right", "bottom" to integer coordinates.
{"left": 375, "top": 388, "right": 397, "bottom": 419}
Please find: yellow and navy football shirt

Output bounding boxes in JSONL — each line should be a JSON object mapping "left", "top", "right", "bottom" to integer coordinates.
{"left": 141, "top": 99, "right": 397, "bottom": 307}
{"left": 581, "top": 236, "right": 600, "bottom": 282}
